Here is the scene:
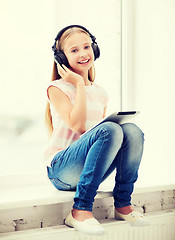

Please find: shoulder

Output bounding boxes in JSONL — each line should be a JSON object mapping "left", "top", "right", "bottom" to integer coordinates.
{"left": 48, "top": 79, "right": 74, "bottom": 89}
{"left": 47, "top": 79, "right": 75, "bottom": 102}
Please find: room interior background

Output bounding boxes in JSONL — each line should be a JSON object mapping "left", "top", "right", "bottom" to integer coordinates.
{"left": 0, "top": 0, "right": 174, "bottom": 188}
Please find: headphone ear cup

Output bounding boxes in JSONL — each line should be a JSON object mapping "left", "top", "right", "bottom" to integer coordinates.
{"left": 92, "top": 43, "right": 100, "bottom": 60}
{"left": 54, "top": 50, "right": 70, "bottom": 68}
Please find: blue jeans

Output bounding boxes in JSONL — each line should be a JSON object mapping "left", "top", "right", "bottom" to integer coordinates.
{"left": 47, "top": 122, "right": 144, "bottom": 211}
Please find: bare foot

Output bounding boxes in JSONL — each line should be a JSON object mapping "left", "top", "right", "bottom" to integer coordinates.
{"left": 115, "top": 205, "right": 135, "bottom": 215}
{"left": 72, "top": 209, "right": 94, "bottom": 221}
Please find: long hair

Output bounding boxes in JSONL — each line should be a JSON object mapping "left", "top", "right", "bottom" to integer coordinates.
{"left": 45, "top": 27, "right": 96, "bottom": 136}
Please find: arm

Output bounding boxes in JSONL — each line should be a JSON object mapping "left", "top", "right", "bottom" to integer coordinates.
{"left": 48, "top": 65, "right": 87, "bottom": 134}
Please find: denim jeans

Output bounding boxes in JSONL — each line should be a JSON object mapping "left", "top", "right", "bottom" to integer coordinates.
{"left": 47, "top": 122, "right": 144, "bottom": 211}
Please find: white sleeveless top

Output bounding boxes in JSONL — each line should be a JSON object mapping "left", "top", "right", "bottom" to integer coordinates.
{"left": 43, "top": 79, "right": 108, "bottom": 167}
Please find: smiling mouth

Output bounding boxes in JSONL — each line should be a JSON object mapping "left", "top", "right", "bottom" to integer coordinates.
{"left": 78, "top": 59, "right": 90, "bottom": 64}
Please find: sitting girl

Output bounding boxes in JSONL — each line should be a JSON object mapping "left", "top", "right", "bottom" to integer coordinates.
{"left": 44, "top": 25, "right": 150, "bottom": 235}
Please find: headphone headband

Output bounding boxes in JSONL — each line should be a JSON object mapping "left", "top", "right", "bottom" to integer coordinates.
{"left": 54, "top": 25, "right": 97, "bottom": 43}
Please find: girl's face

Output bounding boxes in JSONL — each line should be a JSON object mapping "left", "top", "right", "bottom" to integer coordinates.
{"left": 63, "top": 32, "right": 94, "bottom": 76}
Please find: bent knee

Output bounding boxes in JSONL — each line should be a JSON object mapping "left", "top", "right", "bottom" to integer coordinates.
{"left": 101, "top": 122, "right": 124, "bottom": 141}
{"left": 121, "top": 123, "right": 144, "bottom": 142}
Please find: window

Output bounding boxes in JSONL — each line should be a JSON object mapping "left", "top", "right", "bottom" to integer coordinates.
{"left": 0, "top": 0, "right": 121, "bottom": 183}
{"left": 121, "top": 0, "right": 175, "bottom": 187}
{"left": 1, "top": 0, "right": 174, "bottom": 189}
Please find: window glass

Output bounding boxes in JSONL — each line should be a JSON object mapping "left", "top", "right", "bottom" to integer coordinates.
{"left": 0, "top": 0, "right": 121, "bottom": 177}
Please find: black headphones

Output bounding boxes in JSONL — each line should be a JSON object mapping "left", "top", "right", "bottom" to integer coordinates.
{"left": 52, "top": 25, "right": 100, "bottom": 68}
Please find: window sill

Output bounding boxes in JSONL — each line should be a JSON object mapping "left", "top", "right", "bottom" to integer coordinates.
{"left": 0, "top": 171, "right": 174, "bottom": 210}
{"left": 0, "top": 172, "right": 174, "bottom": 233}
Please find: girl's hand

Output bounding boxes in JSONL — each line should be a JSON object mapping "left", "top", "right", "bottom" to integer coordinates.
{"left": 57, "top": 63, "right": 84, "bottom": 86}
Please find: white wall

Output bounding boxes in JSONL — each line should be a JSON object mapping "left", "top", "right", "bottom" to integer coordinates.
{"left": 122, "top": 0, "right": 175, "bottom": 187}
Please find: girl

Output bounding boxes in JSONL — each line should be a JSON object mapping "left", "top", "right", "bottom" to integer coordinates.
{"left": 44, "top": 25, "right": 150, "bottom": 235}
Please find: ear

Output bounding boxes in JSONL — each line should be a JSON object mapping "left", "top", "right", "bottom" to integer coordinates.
{"left": 54, "top": 50, "right": 70, "bottom": 68}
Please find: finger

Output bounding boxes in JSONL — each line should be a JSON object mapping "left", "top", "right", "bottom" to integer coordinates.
{"left": 57, "top": 64, "right": 66, "bottom": 77}
{"left": 56, "top": 62, "right": 62, "bottom": 68}
{"left": 57, "top": 63, "right": 65, "bottom": 72}
{"left": 62, "top": 64, "right": 69, "bottom": 72}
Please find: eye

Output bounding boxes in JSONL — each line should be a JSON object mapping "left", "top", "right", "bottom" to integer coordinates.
{"left": 71, "top": 49, "right": 78, "bottom": 53}
{"left": 84, "top": 45, "right": 90, "bottom": 49}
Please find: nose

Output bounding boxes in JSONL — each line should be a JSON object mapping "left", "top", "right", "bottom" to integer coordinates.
{"left": 79, "top": 49, "right": 87, "bottom": 57}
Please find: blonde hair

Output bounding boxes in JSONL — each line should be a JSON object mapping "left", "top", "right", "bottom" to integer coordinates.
{"left": 45, "top": 27, "right": 96, "bottom": 136}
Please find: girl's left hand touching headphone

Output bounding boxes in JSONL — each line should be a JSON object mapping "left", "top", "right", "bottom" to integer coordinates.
{"left": 57, "top": 63, "right": 84, "bottom": 87}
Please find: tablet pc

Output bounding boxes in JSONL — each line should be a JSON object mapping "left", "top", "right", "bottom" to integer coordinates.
{"left": 102, "top": 111, "right": 139, "bottom": 125}
{"left": 81, "top": 111, "right": 139, "bottom": 136}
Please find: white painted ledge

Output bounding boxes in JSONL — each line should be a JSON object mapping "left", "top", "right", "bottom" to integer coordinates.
{"left": 0, "top": 171, "right": 174, "bottom": 210}
{"left": 0, "top": 171, "right": 174, "bottom": 234}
